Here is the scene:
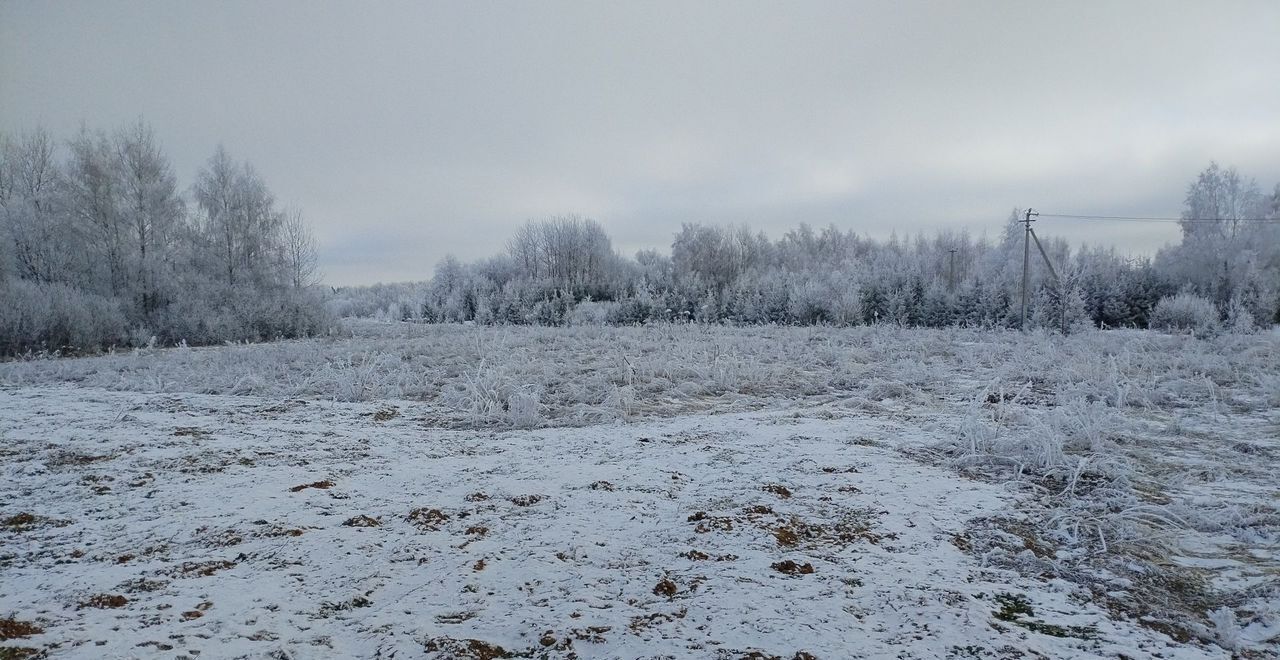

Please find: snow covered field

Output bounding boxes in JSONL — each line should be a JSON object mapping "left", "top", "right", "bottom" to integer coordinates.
{"left": 1, "top": 322, "right": 1278, "bottom": 658}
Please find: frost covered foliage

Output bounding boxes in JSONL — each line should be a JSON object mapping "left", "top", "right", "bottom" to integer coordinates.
{"left": 326, "top": 281, "right": 431, "bottom": 321}
{"left": 1149, "top": 291, "right": 1221, "bottom": 336}
{"left": 2, "top": 322, "right": 1277, "bottom": 648}
{"left": 387, "top": 164, "right": 1278, "bottom": 332}
{"left": 0, "top": 125, "right": 330, "bottom": 356}
{"left": 0, "top": 280, "right": 129, "bottom": 355}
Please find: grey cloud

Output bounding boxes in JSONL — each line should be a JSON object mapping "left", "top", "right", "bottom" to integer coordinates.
{"left": 3, "top": 0, "right": 1278, "bottom": 285}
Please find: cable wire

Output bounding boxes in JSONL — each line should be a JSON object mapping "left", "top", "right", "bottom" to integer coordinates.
{"left": 1038, "top": 213, "right": 1278, "bottom": 224}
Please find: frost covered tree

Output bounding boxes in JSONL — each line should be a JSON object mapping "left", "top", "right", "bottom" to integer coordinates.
{"left": 193, "top": 146, "right": 282, "bottom": 289}
{"left": 0, "top": 123, "right": 329, "bottom": 355}
{"left": 114, "top": 120, "right": 185, "bottom": 315}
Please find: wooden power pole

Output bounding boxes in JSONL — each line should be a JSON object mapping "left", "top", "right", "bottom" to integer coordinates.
{"left": 1020, "top": 208, "right": 1070, "bottom": 334}
{"left": 947, "top": 248, "right": 957, "bottom": 293}
{"left": 1020, "top": 208, "right": 1037, "bottom": 330}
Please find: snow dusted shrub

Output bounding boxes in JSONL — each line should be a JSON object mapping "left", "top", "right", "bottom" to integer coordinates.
{"left": 604, "top": 385, "right": 635, "bottom": 420}
{"left": 327, "top": 353, "right": 396, "bottom": 401}
{"left": 1149, "top": 292, "right": 1220, "bottom": 336}
{"left": 1049, "top": 399, "right": 1116, "bottom": 452}
{"left": 1207, "top": 607, "right": 1241, "bottom": 650}
{"left": 565, "top": 300, "right": 618, "bottom": 326}
{"left": 1226, "top": 295, "right": 1255, "bottom": 334}
{"left": 446, "top": 358, "right": 510, "bottom": 425}
{"left": 506, "top": 388, "right": 542, "bottom": 428}
{"left": 529, "top": 296, "right": 570, "bottom": 326}
{"left": 0, "top": 280, "right": 129, "bottom": 355}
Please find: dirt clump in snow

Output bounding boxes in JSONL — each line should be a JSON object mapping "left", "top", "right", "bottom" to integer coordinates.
{"left": 509, "top": 494, "right": 543, "bottom": 506}
{"left": 762, "top": 483, "right": 792, "bottom": 498}
{"left": 770, "top": 560, "right": 814, "bottom": 575}
{"left": 422, "top": 637, "right": 512, "bottom": 659}
{"left": 116, "top": 578, "right": 167, "bottom": 593}
{"left": 733, "top": 651, "right": 819, "bottom": 660}
{"left": 179, "top": 602, "right": 212, "bottom": 621}
{"left": 45, "top": 450, "right": 113, "bottom": 468}
{"left": 318, "top": 595, "right": 372, "bottom": 617}
{"left": 693, "top": 516, "right": 734, "bottom": 533}
{"left": 259, "top": 524, "right": 305, "bottom": 538}
{"left": 570, "top": 625, "right": 610, "bottom": 642}
{"left": 628, "top": 608, "right": 687, "bottom": 633}
{"left": 407, "top": 507, "right": 449, "bottom": 531}
{"left": 652, "top": 577, "right": 678, "bottom": 598}
{"left": 172, "top": 560, "right": 236, "bottom": 578}
{"left": 0, "top": 617, "right": 43, "bottom": 641}
{"left": 2, "top": 513, "right": 39, "bottom": 532}
{"left": 288, "top": 479, "right": 335, "bottom": 492}
{"left": 342, "top": 515, "right": 381, "bottom": 527}
{"left": 538, "top": 630, "right": 573, "bottom": 649}
{"left": 78, "top": 594, "right": 128, "bottom": 609}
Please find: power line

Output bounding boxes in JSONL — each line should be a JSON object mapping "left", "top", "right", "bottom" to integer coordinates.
{"left": 1039, "top": 213, "right": 1278, "bottom": 224}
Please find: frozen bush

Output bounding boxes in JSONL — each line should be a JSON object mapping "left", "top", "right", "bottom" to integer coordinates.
{"left": 1226, "top": 295, "right": 1255, "bottom": 334}
{"left": 566, "top": 300, "right": 619, "bottom": 326}
{"left": 506, "top": 388, "right": 542, "bottom": 428}
{"left": 0, "top": 280, "right": 129, "bottom": 355}
{"left": 1149, "top": 292, "right": 1220, "bottom": 336}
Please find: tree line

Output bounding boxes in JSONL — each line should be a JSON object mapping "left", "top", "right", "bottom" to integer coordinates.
{"left": 0, "top": 123, "right": 328, "bottom": 355}
{"left": 337, "top": 162, "right": 1279, "bottom": 334}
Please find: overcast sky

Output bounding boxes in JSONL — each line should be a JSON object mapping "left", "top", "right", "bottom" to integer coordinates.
{"left": 3, "top": 1, "right": 1279, "bottom": 285}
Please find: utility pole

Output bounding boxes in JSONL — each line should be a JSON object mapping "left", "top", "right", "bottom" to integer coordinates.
{"left": 1027, "top": 225, "right": 1066, "bottom": 334}
{"left": 947, "top": 248, "right": 957, "bottom": 293}
{"left": 1020, "top": 208, "right": 1069, "bottom": 334}
{"left": 1020, "top": 208, "right": 1037, "bottom": 330}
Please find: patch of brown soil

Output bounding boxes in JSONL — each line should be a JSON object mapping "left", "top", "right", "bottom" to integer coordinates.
{"left": 770, "top": 560, "right": 814, "bottom": 575}
{"left": 288, "top": 480, "right": 334, "bottom": 492}
{"left": 693, "top": 516, "right": 734, "bottom": 533}
{"left": 173, "top": 560, "right": 236, "bottom": 578}
{"left": 628, "top": 608, "right": 687, "bottom": 633}
{"left": 571, "top": 626, "right": 610, "bottom": 643}
{"left": 408, "top": 508, "right": 450, "bottom": 531}
{"left": 2, "top": 513, "right": 68, "bottom": 532}
{"left": 78, "top": 594, "right": 128, "bottom": 609}
{"left": 773, "top": 526, "right": 799, "bottom": 547}
{"left": 46, "top": 450, "right": 113, "bottom": 467}
{"left": 422, "top": 637, "right": 512, "bottom": 659}
{"left": 509, "top": 494, "right": 544, "bottom": 507}
{"left": 762, "top": 484, "right": 792, "bottom": 499}
{"left": 0, "top": 618, "right": 43, "bottom": 641}
{"left": 180, "top": 601, "right": 212, "bottom": 621}
{"left": 342, "top": 515, "right": 381, "bottom": 528}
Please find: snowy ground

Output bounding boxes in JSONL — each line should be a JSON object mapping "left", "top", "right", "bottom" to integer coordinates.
{"left": 1, "top": 323, "right": 1277, "bottom": 658}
